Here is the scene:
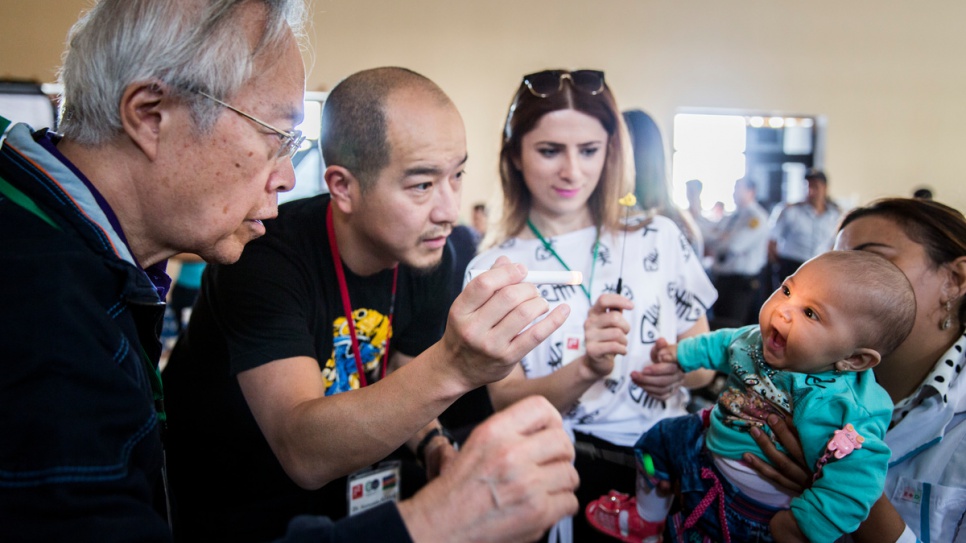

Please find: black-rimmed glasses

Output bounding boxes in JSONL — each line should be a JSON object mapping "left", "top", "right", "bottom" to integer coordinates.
{"left": 196, "top": 91, "right": 305, "bottom": 159}
{"left": 522, "top": 70, "right": 606, "bottom": 98}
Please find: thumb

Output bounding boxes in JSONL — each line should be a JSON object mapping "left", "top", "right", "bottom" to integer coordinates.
{"left": 650, "top": 337, "right": 668, "bottom": 362}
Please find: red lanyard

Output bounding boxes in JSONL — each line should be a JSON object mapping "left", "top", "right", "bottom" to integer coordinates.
{"left": 326, "top": 204, "right": 398, "bottom": 387}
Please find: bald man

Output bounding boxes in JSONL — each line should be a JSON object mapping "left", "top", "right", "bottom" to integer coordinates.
{"left": 163, "top": 67, "right": 576, "bottom": 542}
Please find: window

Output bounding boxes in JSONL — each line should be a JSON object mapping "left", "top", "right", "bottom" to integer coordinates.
{"left": 671, "top": 111, "right": 823, "bottom": 214}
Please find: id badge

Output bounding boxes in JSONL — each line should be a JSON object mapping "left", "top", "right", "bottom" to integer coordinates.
{"left": 562, "top": 332, "right": 585, "bottom": 366}
{"left": 347, "top": 460, "right": 401, "bottom": 516}
{"left": 563, "top": 332, "right": 622, "bottom": 380}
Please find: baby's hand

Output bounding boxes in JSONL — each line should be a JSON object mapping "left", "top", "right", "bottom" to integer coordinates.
{"left": 649, "top": 337, "right": 679, "bottom": 365}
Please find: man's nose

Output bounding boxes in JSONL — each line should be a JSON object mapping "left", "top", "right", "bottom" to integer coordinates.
{"left": 432, "top": 177, "right": 460, "bottom": 224}
{"left": 270, "top": 157, "right": 297, "bottom": 194}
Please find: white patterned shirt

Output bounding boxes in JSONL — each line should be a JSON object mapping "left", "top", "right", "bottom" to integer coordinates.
{"left": 468, "top": 216, "right": 717, "bottom": 446}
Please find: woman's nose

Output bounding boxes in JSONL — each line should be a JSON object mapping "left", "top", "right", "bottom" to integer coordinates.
{"left": 559, "top": 151, "right": 580, "bottom": 180}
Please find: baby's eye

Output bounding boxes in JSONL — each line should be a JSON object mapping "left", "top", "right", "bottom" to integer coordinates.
{"left": 781, "top": 286, "right": 790, "bottom": 296}
{"left": 804, "top": 308, "right": 818, "bottom": 320}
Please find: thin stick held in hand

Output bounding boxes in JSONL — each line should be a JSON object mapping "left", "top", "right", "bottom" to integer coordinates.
{"left": 467, "top": 269, "right": 583, "bottom": 285}
{"left": 615, "top": 192, "right": 637, "bottom": 294}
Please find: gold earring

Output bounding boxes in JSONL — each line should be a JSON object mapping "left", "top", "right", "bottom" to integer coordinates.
{"left": 941, "top": 300, "right": 952, "bottom": 331}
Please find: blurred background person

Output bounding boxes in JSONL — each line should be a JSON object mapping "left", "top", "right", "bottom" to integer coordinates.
{"left": 768, "top": 168, "right": 841, "bottom": 285}
{"left": 623, "top": 109, "right": 703, "bottom": 258}
{"left": 471, "top": 202, "right": 489, "bottom": 242}
{"left": 706, "top": 177, "right": 769, "bottom": 329}
{"left": 685, "top": 178, "right": 717, "bottom": 260}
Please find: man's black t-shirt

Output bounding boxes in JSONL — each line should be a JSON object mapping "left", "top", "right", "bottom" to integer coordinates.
{"left": 163, "top": 194, "right": 451, "bottom": 542}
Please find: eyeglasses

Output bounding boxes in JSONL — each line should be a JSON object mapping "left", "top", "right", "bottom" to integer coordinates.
{"left": 522, "top": 70, "right": 606, "bottom": 98}
{"left": 196, "top": 91, "right": 305, "bottom": 159}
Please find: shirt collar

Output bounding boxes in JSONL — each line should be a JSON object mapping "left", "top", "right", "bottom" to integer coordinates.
{"left": 37, "top": 130, "right": 171, "bottom": 300}
{"left": 893, "top": 330, "right": 966, "bottom": 415}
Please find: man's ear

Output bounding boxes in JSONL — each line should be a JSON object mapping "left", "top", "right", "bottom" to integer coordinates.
{"left": 836, "top": 348, "right": 882, "bottom": 373}
{"left": 119, "top": 81, "right": 167, "bottom": 161}
{"left": 324, "top": 165, "right": 358, "bottom": 215}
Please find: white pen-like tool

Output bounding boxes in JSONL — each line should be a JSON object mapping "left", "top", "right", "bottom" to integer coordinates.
{"left": 468, "top": 269, "right": 583, "bottom": 285}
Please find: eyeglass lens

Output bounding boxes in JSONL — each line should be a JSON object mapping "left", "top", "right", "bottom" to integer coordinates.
{"left": 524, "top": 70, "right": 605, "bottom": 98}
{"left": 277, "top": 131, "right": 305, "bottom": 159}
{"left": 195, "top": 91, "right": 305, "bottom": 160}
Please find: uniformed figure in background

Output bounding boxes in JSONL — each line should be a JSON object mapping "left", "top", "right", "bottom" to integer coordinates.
{"left": 708, "top": 177, "right": 769, "bottom": 328}
{"left": 768, "top": 168, "right": 842, "bottom": 285}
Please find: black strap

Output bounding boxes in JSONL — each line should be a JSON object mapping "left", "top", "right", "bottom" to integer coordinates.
{"left": 415, "top": 426, "right": 456, "bottom": 466}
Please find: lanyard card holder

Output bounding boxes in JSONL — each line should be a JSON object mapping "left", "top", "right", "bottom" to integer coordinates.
{"left": 347, "top": 460, "right": 401, "bottom": 516}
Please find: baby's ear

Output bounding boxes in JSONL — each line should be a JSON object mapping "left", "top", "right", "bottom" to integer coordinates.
{"left": 836, "top": 348, "right": 882, "bottom": 372}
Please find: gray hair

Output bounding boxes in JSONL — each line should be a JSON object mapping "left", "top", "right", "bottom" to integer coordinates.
{"left": 58, "top": 0, "right": 307, "bottom": 145}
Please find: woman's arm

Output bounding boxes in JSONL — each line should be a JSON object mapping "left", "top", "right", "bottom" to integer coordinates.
{"left": 747, "top": 411, "right": 909, "bottom": 543}
{"left": 850, "top": 494, "right": 908, "bottom": 543}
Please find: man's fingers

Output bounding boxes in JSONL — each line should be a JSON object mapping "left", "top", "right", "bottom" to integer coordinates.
{"left": 539, "top": 464, "right": 580, "bottom": 515}
{"left": 512, "top": 426, "right": 576, "bottom": 467}
{"left": 486, "top": 286, "right": 552, "bottom": 340}
{"left": 542, "top": 490, "right": 580, "bottom": 526}
{"left": 481, "top": 395, "right": 563, "bottom": 438}
{"left": 505, "top": 304, "right": 570, "bottom": 362}
{"left": 458, "top": 260, "right": 527, "bottom": 314}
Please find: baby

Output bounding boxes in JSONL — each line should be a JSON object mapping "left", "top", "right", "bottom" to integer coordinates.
{"left": 587, "top": 251, "right": 917, "bottom": 543}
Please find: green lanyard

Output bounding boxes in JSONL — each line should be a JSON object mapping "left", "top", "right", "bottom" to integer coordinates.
{"left": 526, "top": 219, "right": 599, "bottom": 302}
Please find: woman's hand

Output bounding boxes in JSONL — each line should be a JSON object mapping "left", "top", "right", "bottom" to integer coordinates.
{"left": 581, "top": 293, "right": 632, "bottom": 379}
{"left": 742, "top": 414, "right": 813, "bottom": 494}
{"left": 629, "top": 338, "right": 684, "bottom": 401}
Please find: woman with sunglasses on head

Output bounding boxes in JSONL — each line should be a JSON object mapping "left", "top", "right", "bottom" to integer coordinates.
{"left": 744, "top": 197, "right": 966, "bottom": 543}
{"left": 466, "top": 69, "right": 717, "bottom": 543}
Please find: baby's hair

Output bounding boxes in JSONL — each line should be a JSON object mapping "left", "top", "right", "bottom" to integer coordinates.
{"left": 808, "top": 251, "right": 916, "bottom": 357}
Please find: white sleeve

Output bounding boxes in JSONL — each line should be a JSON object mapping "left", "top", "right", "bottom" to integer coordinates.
{"left": 895, "top": 524, "right": 920, "bottom": 543}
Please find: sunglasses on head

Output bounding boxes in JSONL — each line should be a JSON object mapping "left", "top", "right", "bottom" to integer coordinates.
{"left": 522, "top": 70, "right": 606, "bottom": 98}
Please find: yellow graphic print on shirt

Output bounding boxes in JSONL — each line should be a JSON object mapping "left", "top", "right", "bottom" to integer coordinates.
{"left": 322, "top": 307, "right": 391, "bottom": 396}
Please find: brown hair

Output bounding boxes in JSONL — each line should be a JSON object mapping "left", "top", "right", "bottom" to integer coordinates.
{"left": 839, "top": 197, "right": 966, "bottom": 326}
{"left": 496, "top": 71, "right": 632, "bottom": 242}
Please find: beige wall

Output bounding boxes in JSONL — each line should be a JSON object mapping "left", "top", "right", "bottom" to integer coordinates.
{"left": 3, "top": 0, "right": 964, "bottom": 217}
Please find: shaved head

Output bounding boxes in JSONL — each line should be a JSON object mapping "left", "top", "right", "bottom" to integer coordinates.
{"left": 320, "top": 67, "right": 453, "bottom": 190}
